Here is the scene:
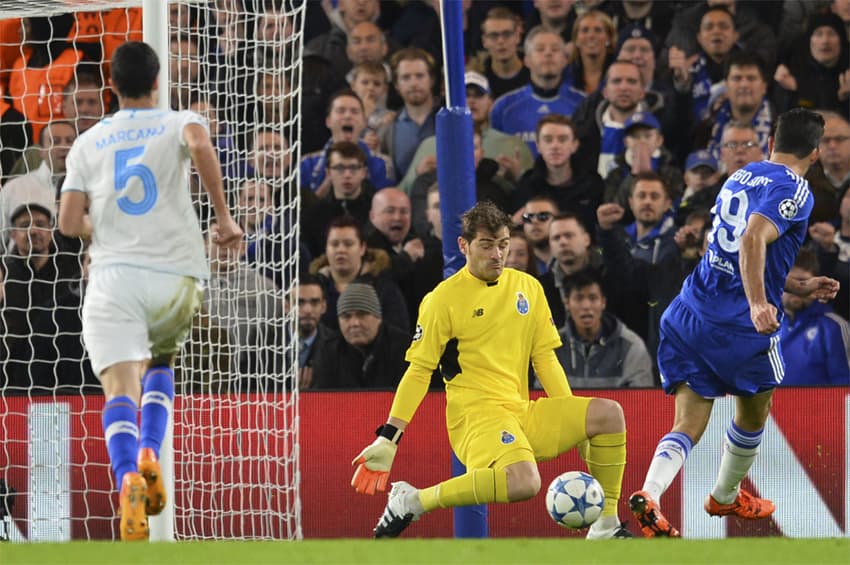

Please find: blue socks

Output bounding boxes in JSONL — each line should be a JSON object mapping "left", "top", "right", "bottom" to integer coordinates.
{"left": 139, "top": 366, "right": 175, "bottom": 458}
{"left": 103, "top": 396, "right": 139, "bottom": 487}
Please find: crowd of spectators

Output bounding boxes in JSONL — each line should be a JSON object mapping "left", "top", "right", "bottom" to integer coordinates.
{"left": 1, "top": 0, "right": 849, "bottom": 394}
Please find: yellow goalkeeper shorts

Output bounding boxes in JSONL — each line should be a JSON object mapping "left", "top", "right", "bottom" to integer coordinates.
{"left": 448, "top": 395, "right": 593, "bottom": 470}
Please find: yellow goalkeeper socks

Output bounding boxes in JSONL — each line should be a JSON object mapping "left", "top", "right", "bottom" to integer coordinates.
{"left": 584, "top": 431, "right": 627, "bottom": 517}
{"left": 419, "top": 468, "right": 509, "bottom": 512}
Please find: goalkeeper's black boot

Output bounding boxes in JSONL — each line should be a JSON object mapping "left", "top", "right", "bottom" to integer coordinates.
{"left": 374, "top": 481, "right": 422, "bottom": 538}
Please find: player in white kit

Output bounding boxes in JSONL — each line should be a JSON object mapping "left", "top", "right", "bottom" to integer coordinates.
{"left": 58, "top": 42, "right": 242, "bottom": 541}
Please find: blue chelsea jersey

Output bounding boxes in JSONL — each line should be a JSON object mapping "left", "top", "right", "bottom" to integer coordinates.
{"left": 680, "top": 161, "right": 813, "bottom": 330}
{"left": 489, "top": 83, "right": 585, "bottom": 157}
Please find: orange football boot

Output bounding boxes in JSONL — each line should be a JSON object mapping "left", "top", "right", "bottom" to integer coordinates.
{"left": 137, "top": 447, "right": 166, "bottom": 516}
{"left": 705, "top": 489, "right": 775, "bottom": 519}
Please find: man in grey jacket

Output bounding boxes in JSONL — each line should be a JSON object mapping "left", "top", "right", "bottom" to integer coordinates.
{"left": 555, "top": 270, "right": 655, "bottom": 389}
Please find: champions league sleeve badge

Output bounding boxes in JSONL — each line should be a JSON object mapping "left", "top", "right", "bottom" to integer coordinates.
{"left": 516, "top": 292, "right": 529, "bottom": 315}
{"left": 778, "top": 198, "right": 798, "bottom": 220}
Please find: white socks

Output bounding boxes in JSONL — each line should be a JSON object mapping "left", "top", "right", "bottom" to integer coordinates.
{"left": 642, "top": 432, "right": 693, "bottom": 503}
{"left": 710, "top": 422, "right": 762, "bottom": 504}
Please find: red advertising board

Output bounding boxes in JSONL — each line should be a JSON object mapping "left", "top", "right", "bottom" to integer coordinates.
{"left": 0, "top": 388, "right": 846, "bottom": 539}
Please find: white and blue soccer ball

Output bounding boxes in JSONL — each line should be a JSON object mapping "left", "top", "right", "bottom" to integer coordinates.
{"left": 545, "top": 471, "right": 605, "bottom": 529}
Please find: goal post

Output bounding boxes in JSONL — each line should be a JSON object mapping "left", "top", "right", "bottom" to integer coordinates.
{"left": 0, "top": 0, "right": 303, "bottom": 541}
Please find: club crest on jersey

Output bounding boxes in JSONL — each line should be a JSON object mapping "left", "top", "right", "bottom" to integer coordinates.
{"left": 501, "top": 430, "right": 515, "bottom": 444}
{"left": 778, "top": 198, "right": 798, "bottom": 220}
{"left": 516, "top": 292, "right": 529, "bottom": 315}
{"left": 413, "top": 324, "right": 423, "bottom": 341}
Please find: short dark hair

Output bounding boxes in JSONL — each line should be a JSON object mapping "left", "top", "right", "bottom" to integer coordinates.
{"left": 298, "top": 273, "right": 325, "bottom": 298}
{"left": 249, "top": 126, "right": 284, "bottom": 152}
{"left": 326, "top": 89, "right": 365, "bottom": 117}
{"left": 326, "top": 214, "right": 365, "bottom": 243}
{"left": 562, "top": 268, "right": 604, "bottom": 301}
{"left": 111, "top": 41, "right": 160, "bottom": 99}
{"left": 63, "top": 65, "right": 103, "bottom": 96}
{"left": 724, "top": 51, "right": 768, "bottom": 83}
{"left": 551, "top": 211, "right": 588, "bottom": 233}
{"left": 327, "top": 141, "right": 367, "bottom": 166}
{"left": 793, "top": 248, "right": 820, "bottom": 276}
{"left": 525, "top": 194, "right": 560, "bottom": 211}
{"left": 631, "top": 171, "right": 671, "bottom": 198}
{"left": 460, "top": 201, "right": 512, "bottom": 243}
{"left": 700, "top": 5, "right": 735, "bottom": 29}
{"left": 773, "top": 108, "right": 824, "bottom": 159}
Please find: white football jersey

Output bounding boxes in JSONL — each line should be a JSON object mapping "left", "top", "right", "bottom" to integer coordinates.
{"left": 62, "top": 108, "right": 210, "bottom": 279}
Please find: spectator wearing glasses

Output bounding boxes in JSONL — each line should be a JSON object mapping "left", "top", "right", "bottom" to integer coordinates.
{"left": 476, "top": 7, "right": 530, "bottom": 100}
{"left": 302, "top": 141, "right": 375, "bottom": 258}
{"left": 519, "top": 196, "right": 559, "bottom": 275}
{"left": 716, "top": 121, "right": 763, "bottom": 178}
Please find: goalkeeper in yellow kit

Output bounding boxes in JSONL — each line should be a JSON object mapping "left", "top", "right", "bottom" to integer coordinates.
{"left": 351, "top": 201, "right": 632, "bottom": 539}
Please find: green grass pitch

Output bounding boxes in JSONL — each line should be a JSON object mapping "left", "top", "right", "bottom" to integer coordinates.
{"left": 3, "top": 538, "right": 849, "bottom": 565}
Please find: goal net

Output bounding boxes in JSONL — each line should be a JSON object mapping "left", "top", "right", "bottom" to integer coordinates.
{"left": 0, "top": 0, "right": 303, "bottom": 541}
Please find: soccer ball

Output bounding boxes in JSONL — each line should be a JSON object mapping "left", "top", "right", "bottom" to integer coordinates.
{"left": 545, "top": 471, "right": 605, "bottom": 529}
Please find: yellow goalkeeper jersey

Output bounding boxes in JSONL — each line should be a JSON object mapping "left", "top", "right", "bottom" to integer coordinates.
{"left": 405, "top": 266, "right": 561, "bottom": 408}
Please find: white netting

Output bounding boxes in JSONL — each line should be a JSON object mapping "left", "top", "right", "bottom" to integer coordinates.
{"left": 0, "top": 0, "right": 302, "bottom": 541}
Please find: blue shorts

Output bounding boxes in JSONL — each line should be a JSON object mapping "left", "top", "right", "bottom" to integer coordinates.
{"left": 657, "top": 297, "right": 784, "bottom": 398}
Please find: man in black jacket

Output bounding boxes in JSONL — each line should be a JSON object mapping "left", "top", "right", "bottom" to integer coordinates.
{"left": 310, "top": 282, "right": 409, "bottom": 389}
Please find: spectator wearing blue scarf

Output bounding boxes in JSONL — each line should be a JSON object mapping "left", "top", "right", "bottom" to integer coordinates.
{"left": 695, "top": 52, "right": 774, "bottom": 161}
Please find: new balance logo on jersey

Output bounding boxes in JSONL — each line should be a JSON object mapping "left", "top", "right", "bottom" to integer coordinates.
{"left": 472, "top": 308, "right": 484, "bottom": 318}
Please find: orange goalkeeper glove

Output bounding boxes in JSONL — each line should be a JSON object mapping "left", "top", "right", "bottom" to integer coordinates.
{"left": 351, "top": 424, "right": 403, "bottom": 495}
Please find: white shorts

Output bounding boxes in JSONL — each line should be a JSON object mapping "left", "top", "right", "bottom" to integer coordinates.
{"left": 82, "top": 265, "right": 204, "bottom": 376}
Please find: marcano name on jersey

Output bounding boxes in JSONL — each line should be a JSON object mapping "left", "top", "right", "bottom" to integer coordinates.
{"left": 95, "top": 125, "right": 166, "bottom": 150}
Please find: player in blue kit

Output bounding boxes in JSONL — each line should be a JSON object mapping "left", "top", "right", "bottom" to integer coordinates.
{"left": 627, "top": 108, "right": 839, "bottom": 537}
